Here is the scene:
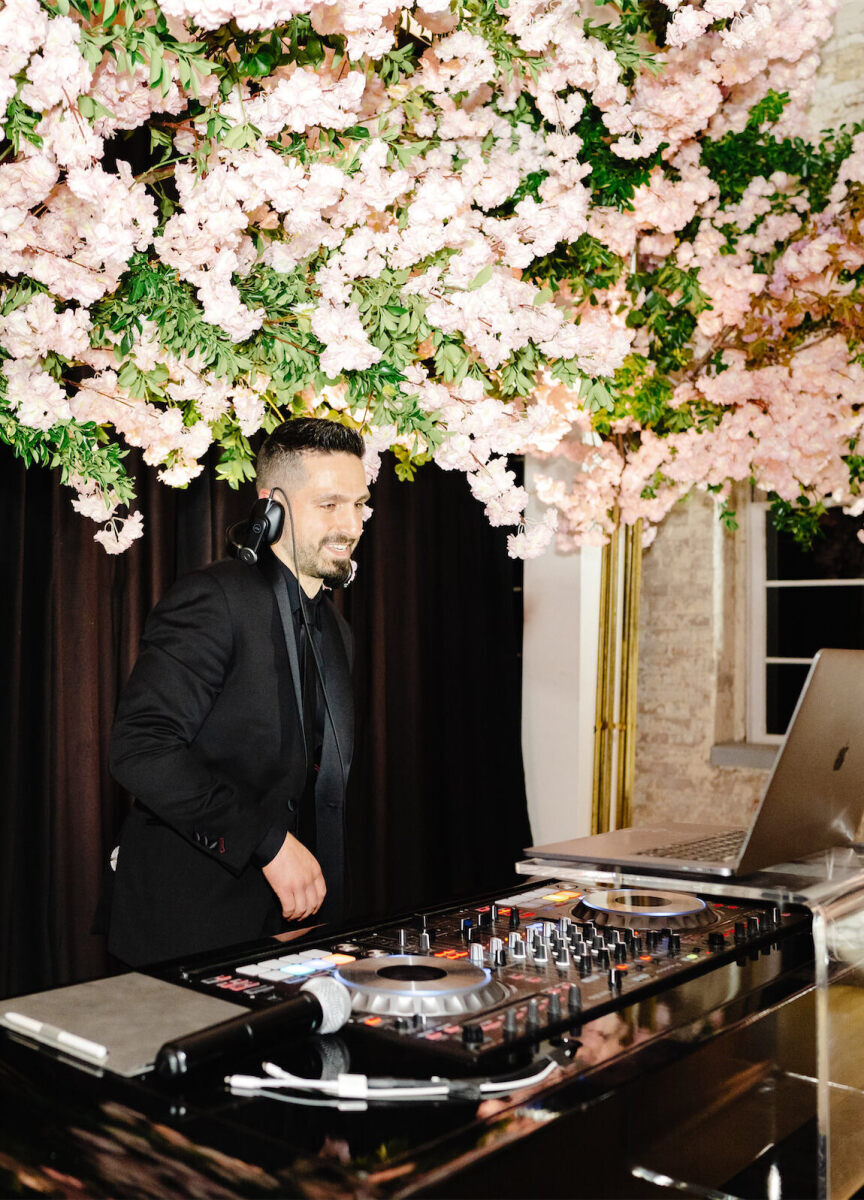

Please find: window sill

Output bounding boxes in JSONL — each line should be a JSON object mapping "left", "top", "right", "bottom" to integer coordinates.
{"left": 710, "top": 742, "right": 778, "bottom": 771}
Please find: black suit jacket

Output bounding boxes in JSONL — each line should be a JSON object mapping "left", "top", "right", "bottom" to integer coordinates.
{"left": 107, "top": 552, "right": 354, "bottom": 966}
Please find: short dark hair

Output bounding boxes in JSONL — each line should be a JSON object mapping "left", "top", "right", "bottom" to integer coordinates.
{"left": 256, "top": 418, "right": 365, "bottom": 491}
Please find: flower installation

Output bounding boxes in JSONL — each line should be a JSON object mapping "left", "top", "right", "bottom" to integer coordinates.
{"left": 1, "top": 0, "right": 863, "bottom": 555}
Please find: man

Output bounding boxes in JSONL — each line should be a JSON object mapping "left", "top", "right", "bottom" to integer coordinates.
{"left": 107, "top": 418, "right": 369, "bottom": 966}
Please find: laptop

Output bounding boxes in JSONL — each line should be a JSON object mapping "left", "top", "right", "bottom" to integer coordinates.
{"left": 527, "top": 648, "right": 864, "bottom": 879}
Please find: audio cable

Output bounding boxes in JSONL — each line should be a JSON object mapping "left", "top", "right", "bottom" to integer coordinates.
{"left": 226, "top": 1056, "right": 558, "bottom": 1106}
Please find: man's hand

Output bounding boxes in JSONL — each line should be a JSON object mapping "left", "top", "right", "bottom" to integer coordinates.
{"left": 262, "top": 832, "right": 326, "bottom": 921}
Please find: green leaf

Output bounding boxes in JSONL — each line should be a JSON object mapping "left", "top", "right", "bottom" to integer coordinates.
{"left": 77, "top": 94, "right": 115, "bottom": 122}
{"left": 467, "top": 264, "right": 494, "bottom": 291}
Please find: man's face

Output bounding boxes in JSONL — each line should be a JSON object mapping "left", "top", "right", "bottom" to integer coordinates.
{"left": 267, "top": 451, "right": 369, "bottom": 589}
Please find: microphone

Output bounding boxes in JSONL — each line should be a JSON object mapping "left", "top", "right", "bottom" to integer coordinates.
{"left": 154, "top": 975, "right": 353, "bottom": 1081}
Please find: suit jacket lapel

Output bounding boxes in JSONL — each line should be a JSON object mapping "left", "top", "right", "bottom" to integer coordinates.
{"left": 319, "top": 600, "right": 354, "bottom": 788}
{"left": 315, "top": 600, "right": 352, "bottom": 913}
{"left": 259, "top": 553, "right": 306, "bottom": 767}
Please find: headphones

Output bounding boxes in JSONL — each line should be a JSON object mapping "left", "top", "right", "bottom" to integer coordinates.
{"left": 229, "top": 490, "right": 284, "bottom": 565}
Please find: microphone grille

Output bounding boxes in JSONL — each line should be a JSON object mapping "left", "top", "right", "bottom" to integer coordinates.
{"left": 300, "top": 975, "right": 353, "bottom": 1035}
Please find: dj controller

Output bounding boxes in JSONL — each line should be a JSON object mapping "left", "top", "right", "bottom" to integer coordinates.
{"left": 173, "top": 878, "right": 809, "bottom": 1071}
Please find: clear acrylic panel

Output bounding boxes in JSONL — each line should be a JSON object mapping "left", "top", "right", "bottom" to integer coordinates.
{"left": 812, "top": 879, "right": 864, "bottom": 1199}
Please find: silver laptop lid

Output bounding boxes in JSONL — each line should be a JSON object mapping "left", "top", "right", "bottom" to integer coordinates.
{"left": 735, "top": 647, "right": 864, "bottom": 873}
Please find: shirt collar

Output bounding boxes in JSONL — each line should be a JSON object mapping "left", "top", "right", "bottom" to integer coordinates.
{"left": 276, "top": 555, "right": 324, "bottom": 620}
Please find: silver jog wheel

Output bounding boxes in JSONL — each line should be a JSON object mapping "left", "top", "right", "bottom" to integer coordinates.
{"left": 572, "top": 888, "right": 719, "bottom": 930}
{"left": 334, "top": 954, "right": 509, "bottom": 1017}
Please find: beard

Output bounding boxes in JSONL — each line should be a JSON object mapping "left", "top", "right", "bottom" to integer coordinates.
{"left": 293, "top": 535, "right": 354, "bottom": 588}
{"left": 320, "top": 559, "right": 353, "bottom": 588}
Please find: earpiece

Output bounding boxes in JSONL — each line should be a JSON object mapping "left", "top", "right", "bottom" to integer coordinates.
{"left": 229, "top": 491, "right": 284, "bottom": 564}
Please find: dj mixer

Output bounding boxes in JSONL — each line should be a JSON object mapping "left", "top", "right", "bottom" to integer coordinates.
{"left": 174, "top": 878, "right": 807, "bottom": 1068}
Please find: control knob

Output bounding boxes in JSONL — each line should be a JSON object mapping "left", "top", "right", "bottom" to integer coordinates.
{"left": 462, "top": 1022, "right": 484, "bottom": 1046}
{"left": 526, "top": 997, "right": 540, "bottom": 1031}
{"left": 509, "top": 906, "right": 521, "bottom": 929}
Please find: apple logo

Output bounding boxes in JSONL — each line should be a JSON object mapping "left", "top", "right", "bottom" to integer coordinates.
{"left": 833, "top": 745, "right": 850, "bottom": 771}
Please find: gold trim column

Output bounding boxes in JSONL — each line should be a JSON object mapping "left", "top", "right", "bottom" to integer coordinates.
{"left": 592, "top": 519, "right": 643, "bottom": 834}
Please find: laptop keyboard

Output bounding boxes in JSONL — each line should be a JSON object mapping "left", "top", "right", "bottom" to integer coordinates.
{"left": 634, "top": 830, "right": 747, "bottom": 862}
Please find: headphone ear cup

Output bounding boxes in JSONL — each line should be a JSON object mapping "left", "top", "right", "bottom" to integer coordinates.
{"left": 237, "top": 496, "right": 285, "bottom": 563}
{"left": 265, "top": 497, "right": 284, "bottom": 545}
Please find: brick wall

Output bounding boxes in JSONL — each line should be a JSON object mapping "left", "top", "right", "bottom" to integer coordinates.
{"left": 807, "top": 0, "right": 864, "bottom": 134}
{"left": 634, "top": 492, "right": 766, "bottom": 826}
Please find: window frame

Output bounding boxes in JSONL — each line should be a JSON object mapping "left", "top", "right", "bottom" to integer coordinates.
{"left": 746, "top": 500, "right": 864, "bottom": 744}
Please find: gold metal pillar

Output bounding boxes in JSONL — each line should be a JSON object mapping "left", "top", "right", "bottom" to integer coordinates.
{"left": 591, "top": 520, "right": 643, "bottom": 835}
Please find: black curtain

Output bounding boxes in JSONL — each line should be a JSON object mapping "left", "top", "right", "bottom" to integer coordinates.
{"left": 0, "top": 442, "right": 530, "bottom": 999}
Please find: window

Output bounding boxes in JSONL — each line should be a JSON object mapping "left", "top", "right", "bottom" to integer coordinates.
{"left": 747, "top": 503, "right": 864, "bottom": 743}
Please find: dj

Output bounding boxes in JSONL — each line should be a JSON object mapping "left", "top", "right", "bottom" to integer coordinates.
{"left": 106, "top": 418, "right": 369, "bottom": 966}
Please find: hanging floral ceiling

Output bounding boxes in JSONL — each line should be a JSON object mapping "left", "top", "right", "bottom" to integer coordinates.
{"left": 1, "top": 0, "right": 863, "bottom": 554}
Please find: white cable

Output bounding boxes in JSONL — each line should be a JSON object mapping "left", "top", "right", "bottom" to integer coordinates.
{"left": 225, "top": 1057, "right": 558, "bottom": 1102}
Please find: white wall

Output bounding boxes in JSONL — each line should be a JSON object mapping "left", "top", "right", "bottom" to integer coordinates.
{"left": 521, "top": 459, "right": 600, "bottom": 846}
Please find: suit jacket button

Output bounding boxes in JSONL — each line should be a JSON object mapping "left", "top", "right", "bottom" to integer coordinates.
{"left": 287, "top": 799, "right": 296, "bottom": 812}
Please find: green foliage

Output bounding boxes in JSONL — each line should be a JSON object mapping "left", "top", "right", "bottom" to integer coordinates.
{"left": 583, "top": 2, "right": 665, "bottom": 84}
{"left": 529, "top": 235, "right": 625, "bottom": 304}
{"left": 2, "top": 98, "right": 43, "bottom": 153}
{"left": 767, "top": 493, "right": 828, "bottom": 548}
{"left": 576, "top": 102, "right": 665, "bottom": 207}
{"left": 702, "top": 90, "right": 864, "bottom": 213}
{"left": 0, "top": 378, "right": 134, "bottom": 503}
{"left": 625, "top": 263, "right": 712, "bottom": 374}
